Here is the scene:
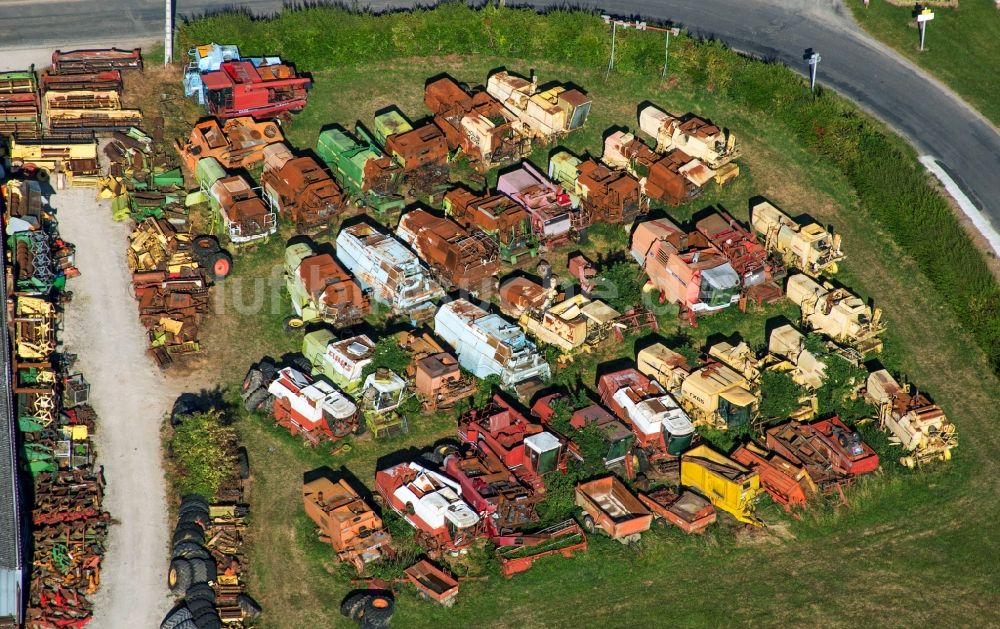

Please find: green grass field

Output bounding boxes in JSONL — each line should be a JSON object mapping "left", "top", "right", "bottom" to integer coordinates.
{"left": 846, "top": 0, "right": 1000, "bottom": 125}
{"left": 159, "top": 7, "right": 1000, "bottom": 627}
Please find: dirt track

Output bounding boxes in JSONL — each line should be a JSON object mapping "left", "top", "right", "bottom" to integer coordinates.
{"left": 57, "top": 187, "right": 177, "bottom": 628}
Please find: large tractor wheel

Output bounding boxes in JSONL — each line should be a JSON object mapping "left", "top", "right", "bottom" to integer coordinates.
{"left": 241, "top": 368, "right": 264, "bottom": 400}
{"left": 340, "top": 592, "right": 368, "bottom": 621}
{"left": 282, "top": 315, "right": 305, "bottom": 334}
{"left": 244, "top": 387, "right": 271, "bottom": 413}
{"left": 237, "top": 594, "right": 262, "bottom": 619}
{"left": 167, "top": 558, "right": 193, "bottom": 594}
{"left": 362, "top": 593, "right": 395, "bottom": 625}
{"left": 288, "top": 354, "right": 312, "bottom": 374}
{"left": 207, "top": 252, "right": 232, "bottom": 280}
{"left": 185, "top": 583, "right": 216, "bottom": 605}
{"left": 160, "top": 604, "right": 193, "bottom": 629}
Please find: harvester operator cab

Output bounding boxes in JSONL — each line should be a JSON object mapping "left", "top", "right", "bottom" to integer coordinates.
{"left": 718, "top": 388, "right": 755, "bottom": 429}
{"left": 524, "top": 432, "right": 563, "bottom": 475}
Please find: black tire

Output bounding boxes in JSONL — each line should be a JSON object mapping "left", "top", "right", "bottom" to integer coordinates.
{"left": 288, "top": 354, "right": 312, "bottom": 374}
{"left": 237, "top": 447, "right": 250, "bottom": 480}
{"left": 172, "top": 524, "right": 205, "bottom": 547}
{"left": 206, "top": 251, "right": 232, "bottom": 280}
{"left": 282, "top": 315, "right": 305, "bottom": 334}
{"left": 178, "top": 500, "right": 210, "bottom": 518}
{"left": 244, "top": 387, "right": 271, "bottom": 413}
{"left": 241, "top": 368, "right": 265, "bottom": 399}
{"left": 193, "top": 609, "right": 222, "bottom": 629}
{"left": 185, "top": 583, "right": 216, "bottom": 605}
{"left": 420, "top": 451, "right": 444, "bottom": 467}
{"left": 185, "top": 598, "right": 214, "bottom": 618}
{"left": 582, "top": 514, "right": 596, "bottom": 534}
{"left": 172, "top": 541, "right": 209, "bottom": 561}
{"left": 160, "top": 604, "right": 193, "bottom": 629}
{"left": 189, "top": 557, "right": 217, "bottom": 584}
{"left": 192, "top": 235, "right": 220, "bottom": 256}
{"left": 173, "top": 620, "right": 198, "bottom": 629}
{"left": 177, "top": 510, "right": 209, "bottom": 529}
{"left": 434, "top": 443, "right": 459, "bottom": 460}
{"left": 237, "top": 593, "right": 262, "bottom": 619}
{"left": 167, "top": 558, "right": 192, "bottom": 594}
{"left": 362, "top": 593, "right": 395, "bottom": 624}
{"left": 181, "top": 494, "right": 209, "bottom": 508}
{"left": 341, "top": 592, "right": 368, "bottom": 620}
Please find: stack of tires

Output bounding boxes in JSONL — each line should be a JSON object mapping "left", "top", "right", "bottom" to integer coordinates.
{"left": 340, "top": 591, "right": 395, "bottom": 628}
{"left": 161, "top": 495, "right": 221, "bottom": 629}
{"left": 188, "top": 235, "right": 233, "bottom": 281}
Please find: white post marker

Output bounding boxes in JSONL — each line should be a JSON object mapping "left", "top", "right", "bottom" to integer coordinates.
{"left": 663, "top": 27, "right": 681, "bottom": 79}
{"left": 917, "top": 8, "right": 935, "bottom": 52}
{"left": 807, "top": 52, "right": 821, "bottom": 93}
{"left": 164, "top": 0, "right": 173, "bottom": 65}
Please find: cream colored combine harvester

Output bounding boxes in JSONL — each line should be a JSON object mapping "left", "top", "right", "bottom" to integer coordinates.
{"left": 865, "top": 370, "right": 957, "bottom": 468}
{"left": 750, "top": 200, "right": 844, "bottom": 277}
{"left": 637, "top": 343, "right": 757, "bottom": 431}
{"left": 638, "top": 103, "right": 740, "bottom": 184}
{"left": 786, "top": 274, "right": 885, "bottom": 354}
{"left": 764, "top": 325, "right": 829, "bottom": 421}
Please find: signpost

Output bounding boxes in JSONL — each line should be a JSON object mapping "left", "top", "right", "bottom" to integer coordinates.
{"left": 917, "top": 8, "right": 935, "bottom": 52}
{"left": 806, "top": 51, "right": 822, "bottom": 94}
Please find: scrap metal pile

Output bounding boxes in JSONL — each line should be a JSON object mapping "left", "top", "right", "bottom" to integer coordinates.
{"left": 2, "top": 164, "right": 112, "bottom": 628}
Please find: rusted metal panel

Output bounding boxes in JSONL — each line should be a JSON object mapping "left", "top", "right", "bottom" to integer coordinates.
{"left": 396, "top": 209, "right": 498, "bottom": 294}
{"left": 443, "top": 188, "right": 535, "bottom": 262}
{"left": 177, "top": 117, "right": 283, "bottom": 173}
{"left": 497, "top": 162, "right": 582, "bottom": 246}
{"left": 261, "top": 154, "right": 343, "bottom": 231}
{"left": 51, "top": 48, "right": 143, "bottom": 73}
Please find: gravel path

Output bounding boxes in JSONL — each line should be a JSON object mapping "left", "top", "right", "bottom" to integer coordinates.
{"left": 57, "top": 187, "right": 177, "bottom": 628}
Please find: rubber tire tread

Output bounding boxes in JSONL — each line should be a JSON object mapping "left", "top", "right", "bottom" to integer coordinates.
{"left": 168, "top": 559, "right": 192, "bottom": 595}
{"left": 340, "top": 592, "right": 368, "bottom": 620}
{"left": 160, "top": 604, "right": 193, "bottom": 629}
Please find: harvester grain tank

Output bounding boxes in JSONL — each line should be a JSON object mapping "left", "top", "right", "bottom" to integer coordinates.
{"left": 396, "top": 208, "right": 499, "bottom": 295}
{"left": 301, "top": 330, "right": 375, "bottom": 393}
{"left": 415, "top": 352, "right": 477, "bottom": 411}
{"left": 200, "top": 60, "right": 310, "bottom": 120}
{"left": 375, "top": 461, "right": 482, "bottom": 555}
{"left": 637, "top": 343, "right": 757, "bottom": 430}
{"left": 750, "top": 200, "right": 843, "bottom": 276}
{"left": 575, "top": 476, "right": 652, "bottom": 542}
{"left": 786, "top": 274, "right": 884, "bottom": 354}
{"left": 597, "top": 368, "right": 694, "bottom": 456}
{"left": 638, "top": 104, "right": 739, "bottom": 173}
{"left": 176, "top": 117, "right": 283, "bottom": 173}
{"left": 284, "top": 242, "right": 369, "bottom": 328}
{"left": 680, "top": 445, "right": 762, "bottom": 525}
{"left": 766, "top": 417, "right": 879, "bottom": 485}
{"left": 373, "top": 108, "right": 449, "bottom": 191}
{"left": 261, "top": 147, "right": 343, "bottom": 232}
{"left": 865, "top": 370, "right": 957, "bottom": 467}
{"left": 335, "top": 221, "right": 444, "bottom": 322}
{"left": 631, "top": 218, "right": 741, "bottom": 320}
{"left": 424, "top": 76, "right": 529, "bottom": 171}
{"left": 316, "top": 125, "right": 405, "bottom": 215}
{"left": 458, "top": 395, "right": 567, "bottom": 491}
{"left": 434, "top": 299, "right": 551, "bottom": 388}
{"left": 443, "top": 187, "right": 536, "bottom": 263}
{"left": 197, "top": 157, "right": 277, "bottom": 245}
{"left": 242, "top": 363, "right": 359, "bottom": 445}
{"left": 498, "top": 161, "right": 583, "bottom": 247}
{"left": 486, "top": 70, "right": 591, "bottom": 141}
{"left": 695, "top": 210, "right": 781, "bottom": 289}
{"left": 549, "top": 151, "right": 647, "bottom": 224}
{"left": 303, "top": 476, "right": 393, "bottom": 572}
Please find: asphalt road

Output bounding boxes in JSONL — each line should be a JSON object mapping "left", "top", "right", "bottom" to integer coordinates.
{"left": 1, "top": 0, "right": 997, "bottom": 228}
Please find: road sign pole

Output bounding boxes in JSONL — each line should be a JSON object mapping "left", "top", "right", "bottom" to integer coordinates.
{"left": 606, "top": 20, "right": 617, "bottom": 79}
{"left": 662, "top": 31, "right": 670, "bottom": 79}
{"left": 164, "top": 0, "right": 173, "bottom": 65}
{"left": 807, "top": 52, "right": 821, "bottom": 93}
{"left": 919, "top": 20, "right": 926, "bottom": 51}
{"left": 916, "top": 8, "right": 935, "bottom": 52}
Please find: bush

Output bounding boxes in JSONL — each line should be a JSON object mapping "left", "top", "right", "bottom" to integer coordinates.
{"left": 361, "top": 337, "right": 412, "bottom": 380}
{"left": 169, "top": 410, "right": 238, "bottom": 499}
{"left": 758, "top": 371, "right": 806, "bottom": 423}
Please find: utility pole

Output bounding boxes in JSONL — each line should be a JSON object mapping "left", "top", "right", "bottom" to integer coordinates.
{"left": 662, "top": 27, "right": 681, "bottom": 79}
{"left": 916, "top": 7, "right": 935, "bottom": 51}
{"left": 606, "top": 19, "right": 617, "bottom": 79}
{"left": 164, "top": 0, "right": 173, "bottom": 65}
{"left": 806, "top": 50, "right": 821, "bottom": 93}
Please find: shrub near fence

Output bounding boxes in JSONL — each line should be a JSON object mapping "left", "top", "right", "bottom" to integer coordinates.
{"left": 179, "top": 3, "right": 1000, "bottom": 373}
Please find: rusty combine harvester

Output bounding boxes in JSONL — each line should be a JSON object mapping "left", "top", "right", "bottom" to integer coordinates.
{"left": 261, "top": 145, "right": 343, "bottom": 231}
{"left": 631, "top": 217, "right": 741, "bottom": 322}
{"left": 486, "top": 70, "right": 591, "bottom": 143}
{"left": 396, "top": 208, "right": 499, "bottom": 295}
{"left": 442, "top": 447, "right": 541, "bottom": 536}
{"left": 695, "top": 209, "right": 783, "bottom": 296}
{"left": 336, "top": 221, "right": 444, "bottom": 322}
{"left": 199, "top": 60, "right": 311, "bottom": 120}
{"left": 373, "top": 108, "right": 450, "bottom": 192}
{"left": 443, "top": 187, "right": 536, "bottom": 263}
{"left": 765, "top": 417, "right": 879, "bottom": 490}
{"left": 786, "top": 274, "right": 884, "bottom": 354}
{"left": 750, "top": 199, "right": 844, "bottom": 277}
{"left": 549, "top": 151, "right": 648, "bottom": 225}
{"left": 284, "top": 241, "right": 369, "bottom": 328}
{"left": 51, "top": 48, "right": 143, "bottom": 73}
{"left": 498, "top": 161, "right": 585, "bottom": 248}
{"left": 424, "top": 76, "right": 529, "bottom": 171}
{"left": 865, "top": 370, "right": 957, "bottom": 467}
{"left": 637, "top": 104, "right": 740, "bottom": 183}
{"left": 303, "top": 477, "right": 393, "bottom": 572}
{"left": 602, "top": 130, "right": 703, "bottom": 206}
{"left": 177, "top": 116, "right": 283, "bottom": 173}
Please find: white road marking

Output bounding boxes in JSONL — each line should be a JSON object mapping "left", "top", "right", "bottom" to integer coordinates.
{"left": 920, "top": 155, "right": 1000, "bottom": 256}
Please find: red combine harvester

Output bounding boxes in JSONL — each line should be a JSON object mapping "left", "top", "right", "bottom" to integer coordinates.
{"left": 374, "top": 461, "right": 483, "bottom": 556}
{"left": 458, "top": 395, "right": 567, "bottom": 492}
{"left": 442, "top": 448, "right": 540, "bottom": 536}
{"left": 597, "top": 369, "right": 695, "bottom": 459}
{"left": 531, "top": 394, "right": 635, "bottom": 474}
{"left": 242, "top": 363, "right": 360, "bottom": 446}
{"left": 765, "top": 417, "right": 879, "bottom": 491}
{"left": 695, "top": 209, "right": 784, "bottom": 305}
{"left": 201, "top": 60, "right": 311, "bottom": 120}
{"left": 731, "top": 443, "right": 811, "bottom": 511}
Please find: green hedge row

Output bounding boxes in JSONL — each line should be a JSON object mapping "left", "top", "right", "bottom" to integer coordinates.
{"left": 178, "top": 4, "right": 1000, "bottom": 373}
